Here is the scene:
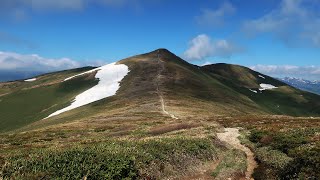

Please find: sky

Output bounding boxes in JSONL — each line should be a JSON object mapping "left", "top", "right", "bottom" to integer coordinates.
{"left": 0, "top": 0, "right": 320, "bottom": 80}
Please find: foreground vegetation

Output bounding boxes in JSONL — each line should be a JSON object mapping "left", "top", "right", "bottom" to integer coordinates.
{"left": 1, "top": 137, "right": 218, "bottom": 179}
{"left": 220, "top": 116, "right": 320, "bottom": 180}
{"left": 248, "top": 128, "right": 319, "bottom": 179}
{"left": 0, "top": 116, "right": 223, "bottom": 179}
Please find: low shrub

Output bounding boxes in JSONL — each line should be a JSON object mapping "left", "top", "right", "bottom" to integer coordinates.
{"left": 249, "top": 128, "right": 319, "bottom": 179}
{"left": 255, "top": 146, "right": 293, "bottom": 170}
{"left": 270, "top": 133, "right": 307, "bottom": 153}
{"left": 2, "top": 137, "right": 218, "bottom": 179}
{"left": 281, "top": 144, "right": 320, "bottom": 179}
{"left": 149, "top": 123, "right": 199, "bottom": 135}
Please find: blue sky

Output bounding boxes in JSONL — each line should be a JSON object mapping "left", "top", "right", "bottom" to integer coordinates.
{"left": 0, "top": 0, "right": 320, "bottom": 80}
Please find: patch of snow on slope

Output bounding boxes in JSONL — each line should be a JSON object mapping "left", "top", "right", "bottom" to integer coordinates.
{"left": 24, "top": 78, "right": 37, "bottom": 82}
{"left": 258, "top": 75, "right": 265, "bottom": 79}
{"left": 259, "top": 83, "right": 278, "bottom": 91}
{"left": 46, "top": 62, "right": 129, "bottom": 118}
{"left": 249, "top": 89, "right": 258, "bottom": 93}
{"left": 64, "top": 68, "right": 99, "bottom": 81}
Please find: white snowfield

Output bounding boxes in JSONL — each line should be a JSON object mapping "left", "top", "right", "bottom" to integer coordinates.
{"left": 64, "top": 68, "right": 99, "bottom": 81}
{"left": 258, "top": 75, "right": 265, "bottom": 79}
{"left": 24, "top": 78, "right": 37, "bottom": 82}
{"left": 46, "top": 62, "right": 129, "bottom": 118}
{"left": 259, "top": 83, "right": 278, "bottom": 91}
{"left": 249, "top": 83, "right": 278, "bottom": 93}
{"left": 249, "top": 89, "right": 258, "bottom": 93}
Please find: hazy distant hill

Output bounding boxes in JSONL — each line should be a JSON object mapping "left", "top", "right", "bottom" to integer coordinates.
{"left": 0, "top": 71, "right": 45, "bottom": 82}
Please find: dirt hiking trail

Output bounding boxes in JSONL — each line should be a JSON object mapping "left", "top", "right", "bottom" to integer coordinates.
{"left": 217, "top": 128, "right": 257, "bottom": 180}
{"left": 155, "top": 50, "right": 178, "bottom": 119}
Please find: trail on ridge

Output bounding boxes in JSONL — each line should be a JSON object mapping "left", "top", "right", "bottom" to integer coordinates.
{"left": 155, "top": 50, "right": 178, "bottom": 119}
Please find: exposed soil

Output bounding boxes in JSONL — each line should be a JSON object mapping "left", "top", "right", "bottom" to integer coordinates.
{"left": 155, "top": 50, "right": 178, "bottom": 119}
{"left": 217, "top": 128, "right": 257, "bottom": 180}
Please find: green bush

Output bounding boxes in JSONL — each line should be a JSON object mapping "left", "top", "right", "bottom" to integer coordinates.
{"left": 249, "top": 130, "right": 269, "bottom": 144}
{"left": 249, "top": 129, "right": 319, "bottom": 179}
{"left": 281, "top": 144, "right": 320, "bottom": 179}
{"left": 255, "top": 146, "right": 293, "bottom": 170}
{"left": 3, "top": 148, "right": 138, "bottom": 179}
{"left": 270, "top": 133, "right": 307, "bottom": 154}
{"left": 2, "top": 138, "right": 217, "bottom": 179}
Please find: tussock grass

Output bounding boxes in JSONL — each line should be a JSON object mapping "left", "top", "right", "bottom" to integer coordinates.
{"left": 211, "top": 149, "right": 247, "bottom": 179}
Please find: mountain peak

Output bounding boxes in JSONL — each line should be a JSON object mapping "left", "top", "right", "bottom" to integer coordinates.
{"left": 150, "top": 48, "right": 174, "bottom": 55}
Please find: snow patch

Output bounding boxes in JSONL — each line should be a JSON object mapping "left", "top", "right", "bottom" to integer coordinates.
{"left": 259, "top": 83, "right": 278, "bottom": 91}
{"left": 24, "top": 78, "right": 37, "bottom": 82}
{"left": 258, "top": 75, "right": 265, "bottom": 79}
{"left": 46, "top": 62, "right": 129, "bottom": 118}
{"left": 64, "top": 68, "right": 99, "bottom": 81}
{"left": 249, "top": 89, "right": 258, "bottom": 93}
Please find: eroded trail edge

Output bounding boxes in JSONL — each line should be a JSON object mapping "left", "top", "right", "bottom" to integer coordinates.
{"left": 155, "top": 51, "right": 178, "bottom": 119}
{"left": 217, "top": 128, "right": 257, "bottom": 180}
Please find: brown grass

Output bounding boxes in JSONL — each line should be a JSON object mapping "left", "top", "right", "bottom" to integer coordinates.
{"left": 149, "top": 122, "right": 200, "bottom": 135}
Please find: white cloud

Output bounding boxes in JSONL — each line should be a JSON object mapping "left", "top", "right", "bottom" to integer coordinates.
{"left": 251, "top": 64, "right": 320, "bottom": 79}
{"left": 196, "top": 2, "right": 236, "bottom": 27}
{"left": 0, "top": 51, "right": 105, "bottom": 72}
{"left": 201, "top": 61, "right": 213, "bottom": 66}
{"left": 243, "top": 0, "right": 320, "bottom": 47}
{"left": 183, "top": 34, "right": 241, "bottom": 61}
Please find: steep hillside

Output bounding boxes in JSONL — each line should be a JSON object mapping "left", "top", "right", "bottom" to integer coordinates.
{"left": 0, "top": 67, "right": 97, "bottom": 132}
{"left": 202, "top": 63, "right": 320, "bottom": 116}
{"left": 0, "top": 49, "right": 319, "bottom": 133}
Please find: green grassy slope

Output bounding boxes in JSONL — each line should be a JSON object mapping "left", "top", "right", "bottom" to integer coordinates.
{"left": 154, "top": 49, "right": 263, "bottom": 116}
{"left": 0, "top": 67, "right": 97, "bottom": 132}
{"left": 202, "top": 63, "right": 320, "bottom": 116}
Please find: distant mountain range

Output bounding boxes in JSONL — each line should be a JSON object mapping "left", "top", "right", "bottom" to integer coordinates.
{"left": 279, "top": 77, "right": 320, "bottom": 95}
{"left": 0, "top": 71, "right": 46, "bottom": 82}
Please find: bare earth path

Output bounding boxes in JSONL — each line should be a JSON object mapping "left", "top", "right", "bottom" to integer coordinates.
{"left": 217, "top": 128, "right": 257, "bottom": 180}
{"left": 155, "top": 50, "right": 178, "bottom": 119}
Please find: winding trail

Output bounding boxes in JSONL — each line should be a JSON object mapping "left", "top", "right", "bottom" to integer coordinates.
{"left": 155, "top": 50, "right": 178, "bottom": 119}
{"left": 217, "top": 128, "right": 257, "bottom": 180}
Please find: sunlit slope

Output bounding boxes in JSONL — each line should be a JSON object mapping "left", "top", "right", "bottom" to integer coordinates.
{"left": 1, "top": 49, "right": 319, "bottom": 133}
{"left": 202, "top": 63, "right": 320, "bottom": 116}
{"left": 0, "top": 67, "right": 97, "bottom": 132}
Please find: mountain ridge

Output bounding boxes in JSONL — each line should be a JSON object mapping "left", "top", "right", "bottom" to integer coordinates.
{"left": 0, "top": 49, "right": 319, "bottom": 133}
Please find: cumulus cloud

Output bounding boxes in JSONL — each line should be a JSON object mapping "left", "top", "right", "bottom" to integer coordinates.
{"left": 183, "top": 34, "right": 241, "bottom": 61}
{"left": 196, "top": 1, "right": 236, "bottom": 27}
{"left": 0, "top": 51, "right": 105, "bottom": 72}
{"left": 243, "top": 0, "right": 320, "bottom": 47}
{"left": 251, "top": 64, "right": 320, "bottom": 80}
